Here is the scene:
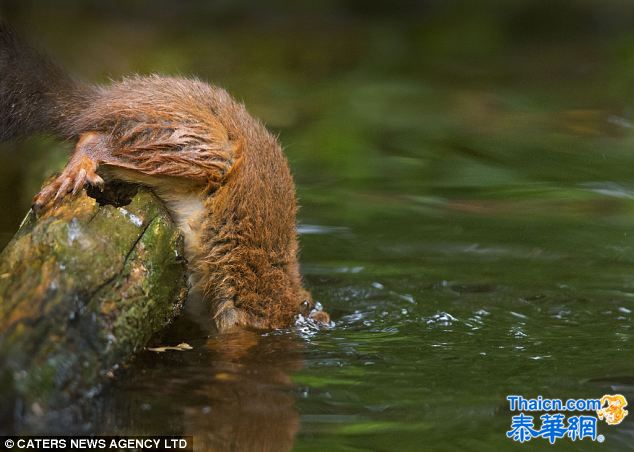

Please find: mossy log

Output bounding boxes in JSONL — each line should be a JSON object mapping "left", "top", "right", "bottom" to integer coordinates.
{"left": 0, "top": 186, "right": 188, "bottom": 424}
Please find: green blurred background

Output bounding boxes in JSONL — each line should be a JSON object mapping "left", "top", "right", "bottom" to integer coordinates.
{"left": 3, "top": 1, "right": 634, "bottom": 450}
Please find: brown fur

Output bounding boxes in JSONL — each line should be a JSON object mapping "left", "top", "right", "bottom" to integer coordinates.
{"left": 0, "top": 24, "right": 328, "bottom": 331}
{"left": 30, "top": 75, "right": 327, "bottom": 331}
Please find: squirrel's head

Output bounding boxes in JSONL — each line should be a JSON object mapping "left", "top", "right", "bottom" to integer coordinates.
{"left": 205, "top": 253, "right": 329, "bottom": 332}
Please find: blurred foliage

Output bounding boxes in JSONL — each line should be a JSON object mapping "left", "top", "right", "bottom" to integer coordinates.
{"left": 3, "top": 1, "right": 634, "bottom": 236}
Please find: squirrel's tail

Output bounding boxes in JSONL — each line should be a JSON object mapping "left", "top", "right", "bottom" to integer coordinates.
{"left": 0, "top": 22, "right": 93, "bottom": 141}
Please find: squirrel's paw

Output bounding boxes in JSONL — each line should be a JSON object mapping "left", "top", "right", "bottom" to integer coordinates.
{"left": 298, "top": 300, "right": 331, "bottom": 327}
{"left": 32, "top": 155, "right": 104, "bottom": 212}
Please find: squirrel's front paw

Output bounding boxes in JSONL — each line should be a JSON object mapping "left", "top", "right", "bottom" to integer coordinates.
{"left": 299, "top": 300, "right": 331, "bottom": 327}
{"left": 32, "top": 155, "right": 104, "bottom": 213}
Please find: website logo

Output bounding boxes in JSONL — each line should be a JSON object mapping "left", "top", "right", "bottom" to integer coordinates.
{"left": 506, "top": 394, "right": 627, "bottom": 444}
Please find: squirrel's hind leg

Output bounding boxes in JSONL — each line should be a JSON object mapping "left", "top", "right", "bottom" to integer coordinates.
{"left": 33, "top": 132, "right": 106, "bottom": 212}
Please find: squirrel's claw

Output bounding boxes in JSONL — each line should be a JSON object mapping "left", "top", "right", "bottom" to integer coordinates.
{"left": 32, "top": 155, "right": 102, "bottom": 214}
{"left": 72, "top": 169, "right": 87, "bottom": 195}
{"left": 54, "top": 177, "right": 72, "bottom": 201}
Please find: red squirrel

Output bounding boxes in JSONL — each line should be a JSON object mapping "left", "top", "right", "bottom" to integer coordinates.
{"left": 0, "top": 23, "right": 329, "bottom": 331}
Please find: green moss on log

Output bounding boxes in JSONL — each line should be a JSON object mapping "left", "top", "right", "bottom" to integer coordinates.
{"left": 0, "top": 188, "right": 188, "bottom": 418}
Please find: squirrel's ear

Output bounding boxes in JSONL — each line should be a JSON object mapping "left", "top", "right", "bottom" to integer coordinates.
{"left": 213, "top": 298, "right": 248, "bottom": 332}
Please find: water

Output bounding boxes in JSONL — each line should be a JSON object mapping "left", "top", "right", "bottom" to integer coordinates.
{"left": 2, "top": 2, "right": 634, "bottom": 450}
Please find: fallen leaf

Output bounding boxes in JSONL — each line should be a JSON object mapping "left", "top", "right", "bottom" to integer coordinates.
{"left": 147, "top": 342, "right": 193, "bottom": 353}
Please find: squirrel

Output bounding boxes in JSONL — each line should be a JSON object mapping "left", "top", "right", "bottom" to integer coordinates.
{"left": 0, "top": 23, "right": 330, "bottom": 332}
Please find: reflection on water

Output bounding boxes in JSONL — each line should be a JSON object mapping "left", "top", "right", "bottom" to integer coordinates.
{"left": 94, "top": 301, "right": 305, "bottom": 451}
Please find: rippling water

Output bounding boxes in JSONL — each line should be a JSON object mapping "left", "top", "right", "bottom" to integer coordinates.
{"left": 2, "top": 2, "right": 634, "bottom": 450}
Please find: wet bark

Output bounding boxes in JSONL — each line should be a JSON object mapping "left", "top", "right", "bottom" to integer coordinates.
{"left": 0, "top": 186, "right": 188, "bottom": 428}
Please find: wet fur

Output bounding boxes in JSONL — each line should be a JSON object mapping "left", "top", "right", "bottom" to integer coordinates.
{"left": 0, "top": 24, "right": 324, "bottom": 331}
